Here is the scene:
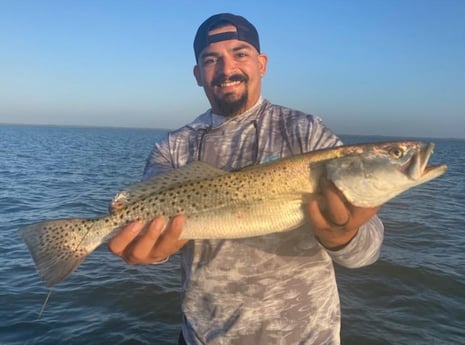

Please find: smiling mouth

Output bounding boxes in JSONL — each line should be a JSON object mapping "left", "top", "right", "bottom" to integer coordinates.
{"left": 219, "top": 80, "right": 242, "bottom": 88}
{"left": 212, "top": 74, "right": 248, "bottom": 89}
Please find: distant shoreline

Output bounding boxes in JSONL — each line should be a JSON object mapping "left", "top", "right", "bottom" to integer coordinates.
{"left": 1, "top": 122, "right": 463, "bottom": 141}
{"left": 0, "top": 122, "right": 172, "bottom": 132}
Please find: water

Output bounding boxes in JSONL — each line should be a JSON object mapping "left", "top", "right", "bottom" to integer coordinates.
{"left": 1, "top": 125, "right": 464, "bottom": 345}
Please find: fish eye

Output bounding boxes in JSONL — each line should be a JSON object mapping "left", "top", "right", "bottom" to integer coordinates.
{"left": 389, "top": 147, "right": 404, "bottom": 159}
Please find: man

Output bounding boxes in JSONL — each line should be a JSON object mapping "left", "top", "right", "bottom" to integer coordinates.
{"left": 109, "top": 13, "right": 383, "bottom": 345}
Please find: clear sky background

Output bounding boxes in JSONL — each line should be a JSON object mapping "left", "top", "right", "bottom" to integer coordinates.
{"left": 1, "top": 0, "right": 464, "bottom": 138}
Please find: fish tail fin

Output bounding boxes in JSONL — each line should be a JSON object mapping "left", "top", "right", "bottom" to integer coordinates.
{"left": 20, "top": 218, "right": 100, "bottom": 287}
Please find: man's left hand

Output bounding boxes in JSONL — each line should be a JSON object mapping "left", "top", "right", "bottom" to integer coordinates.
{"left": 308, "top": 178, "right": 380, "bottom": 251}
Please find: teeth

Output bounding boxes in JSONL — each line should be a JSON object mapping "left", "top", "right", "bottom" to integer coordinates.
{"left": 422, "top": 143, "right": 435, "bottom": 172}
{"left": 220, "top": 80, "right": 241, "bottom": 87}
{"left": 408, "top": 150, "right": 421, "bottom": 180}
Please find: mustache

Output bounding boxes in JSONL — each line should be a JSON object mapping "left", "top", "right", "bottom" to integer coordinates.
{"left": 211, "top": 74, "right": 248, "bottom": 87}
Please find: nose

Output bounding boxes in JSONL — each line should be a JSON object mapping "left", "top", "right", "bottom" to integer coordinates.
{"left": 216, "top": 55, "right": 237, "bottom": 76}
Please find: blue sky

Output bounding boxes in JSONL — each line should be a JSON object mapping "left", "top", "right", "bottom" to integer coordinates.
{"left": 1, "top": 0, "right": 464, "bottom": 138}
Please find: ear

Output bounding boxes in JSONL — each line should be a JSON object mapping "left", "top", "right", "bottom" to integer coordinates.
{"left": 258, "top": 53, "right": 268, "bottom": 77}
{"left": 193, "top": 65, "right": 203, "bottom": 86}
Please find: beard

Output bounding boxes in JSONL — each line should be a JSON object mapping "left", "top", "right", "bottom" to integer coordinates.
{"left": 211, "top": 74, "right": 249, "bottom": 117}
{"left": 213, "top": 92, "right": 248, "bottom": 117}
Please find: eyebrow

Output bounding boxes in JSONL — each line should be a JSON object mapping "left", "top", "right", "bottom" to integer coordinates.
{"left": 199, "top": 43, "right": 253, "bottom": 59}
{"left": 232, "top": 44, "right": 253, "bottom": 52}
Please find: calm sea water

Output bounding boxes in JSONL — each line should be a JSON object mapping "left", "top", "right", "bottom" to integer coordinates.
{"left": 1, "top": 125, "right": 464, "bottom": 345}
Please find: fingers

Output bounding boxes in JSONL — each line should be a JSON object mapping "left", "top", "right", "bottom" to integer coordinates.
{"left": 127, "top": 218, "right": 166, "bottom": 263}
{"left": 308, "top": 178, "right": 379, "bottom": 250}
{"left": 308, "top": 198, "right": 332, "bottom": 230}
{"left": 150, "top": 215, "right": 188, "bottom": 262}
{"left": 108, "top": 215, "right": 188, "bottom": 265}
{"left": 108, "top": 221, "right": 146, "bottom": 256}
{"left": 320, "top": 179, "right": 351, "bottom": 226}
{"left": 307, "top": 198, "right": 358, "bottom": 250}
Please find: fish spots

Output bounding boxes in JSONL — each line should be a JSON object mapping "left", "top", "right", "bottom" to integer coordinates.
{"left": 72, "top": 248, "right": 87, "bottom": 259}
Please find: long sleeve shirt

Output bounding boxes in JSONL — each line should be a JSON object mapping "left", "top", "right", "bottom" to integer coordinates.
{"left": 144, "top": 98, "right": 384, "bottom": 345}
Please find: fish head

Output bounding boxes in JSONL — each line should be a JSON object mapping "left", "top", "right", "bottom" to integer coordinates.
{"left": 325, "top": 141, "right": 447, "bottom": 207}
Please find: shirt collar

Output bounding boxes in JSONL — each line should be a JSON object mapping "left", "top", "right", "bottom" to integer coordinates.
{"left": 209, "top": 96, "right": 264, "bottom": 128}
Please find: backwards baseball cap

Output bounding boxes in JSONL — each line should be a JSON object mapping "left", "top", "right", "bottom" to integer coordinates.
{"left": 193, "top": 13, "right": 260, "bottom": 62}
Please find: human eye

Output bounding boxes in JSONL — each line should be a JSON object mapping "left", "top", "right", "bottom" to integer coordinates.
{"left": 201, "top": 55, "right": 217, "bottom": 66}
{"left": 235, "top": 50, "right": 249, "bottom": 59}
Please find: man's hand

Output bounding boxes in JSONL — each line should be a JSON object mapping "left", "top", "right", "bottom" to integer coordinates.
{"left": 108, "top": 215, "right": 188, "bottom": 264}
{"left": 308, "top": 178, "right": 379, "bottom": 251}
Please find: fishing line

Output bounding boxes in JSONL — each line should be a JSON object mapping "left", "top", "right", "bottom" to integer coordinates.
{"left": 37, "top": 289, "right": 53, "bottom": 319}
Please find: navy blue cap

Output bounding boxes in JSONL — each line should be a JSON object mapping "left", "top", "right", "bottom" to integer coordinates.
{"left": 194, "top": 13, "right": 260, "bottom": 62}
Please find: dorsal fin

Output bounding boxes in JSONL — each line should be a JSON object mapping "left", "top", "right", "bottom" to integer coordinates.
{"left": 109, "top": 161, "right": 228, "bottom": 213}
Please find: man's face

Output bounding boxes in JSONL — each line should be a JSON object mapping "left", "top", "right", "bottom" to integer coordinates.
{"left": 194, "top": 25, "right": 268, "bottom": 117}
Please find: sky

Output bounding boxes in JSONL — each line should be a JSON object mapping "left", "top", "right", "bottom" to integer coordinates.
{"left": 1, "top": 0, "right": 464, "bottom": 138}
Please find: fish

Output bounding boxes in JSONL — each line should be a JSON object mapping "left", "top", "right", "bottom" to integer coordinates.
{"left": 20, "top": 141, "right": 447, "bottom": 287}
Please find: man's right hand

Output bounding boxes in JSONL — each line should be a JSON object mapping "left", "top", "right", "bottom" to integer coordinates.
{"left": 108, "top": 215, "right": 188, "bottom": 264}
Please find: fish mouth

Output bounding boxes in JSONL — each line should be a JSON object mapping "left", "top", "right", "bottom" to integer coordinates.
{"left": 407, "top": 142, "right": 447, "bottom": 181}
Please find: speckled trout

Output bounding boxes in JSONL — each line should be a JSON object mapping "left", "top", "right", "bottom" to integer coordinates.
{"left": 20, "top": 141, "right": 447, "bottom": 287}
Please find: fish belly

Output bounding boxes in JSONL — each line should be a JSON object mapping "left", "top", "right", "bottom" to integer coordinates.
{"left": 180, "top": 197, "right": 307, "bottom": 239}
